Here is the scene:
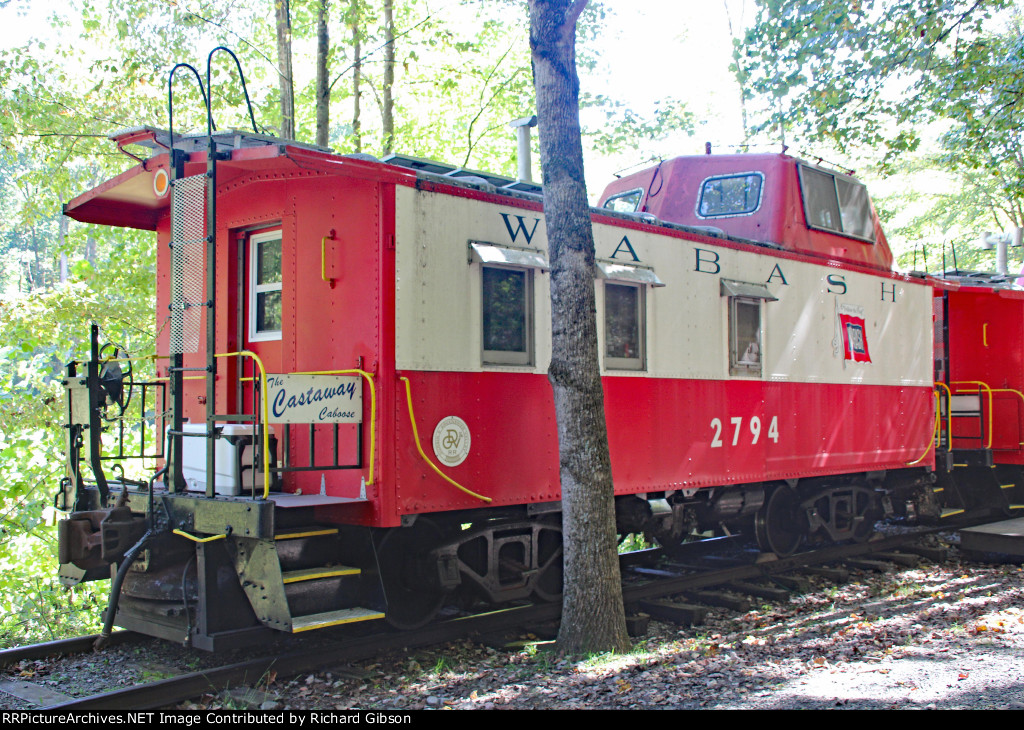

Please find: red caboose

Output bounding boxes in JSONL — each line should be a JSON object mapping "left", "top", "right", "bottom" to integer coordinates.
{"left": 58, "top": 120, "right": 946, "bottom": 648}
{"left": 930, "top": 277, "right": 1024, "bottom": 513}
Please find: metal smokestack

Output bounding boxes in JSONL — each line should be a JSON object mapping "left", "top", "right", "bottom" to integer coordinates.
{"left": 510, "top": 115, "right": 538, "bottom": 183}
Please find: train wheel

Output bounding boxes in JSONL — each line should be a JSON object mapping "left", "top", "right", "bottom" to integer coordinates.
{"left": 851, "top": 492, "right": 880, "bottom": 543}
{"left": 531, "top": 523, "right": 563, "bottom": 603}
{"left": 376, "top": 519, "right": 448, "bottom": 630}
{"left": 754, "top": 485, "right": 804, "bottom": 557}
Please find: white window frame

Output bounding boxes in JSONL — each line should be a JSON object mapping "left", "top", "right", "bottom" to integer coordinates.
{"left": 248, "top": 229, "right": 283, "bottom": 343}
{"left": 481, "top": 264, "right": 534, "bottom": 366}
{"left": 729, "top": 297, "right": 762, "bottom": 377}
{"left": 602, "top": 188, "right": 645, "bottom": 214}
{"left": 695, "top": 171, "right": 765, "bottom": 219}
{"left": 720, "top": 279, "right": 775, "bottom": 378}
{"left": 603, "top": 281, "right": 646, "bottom": 371}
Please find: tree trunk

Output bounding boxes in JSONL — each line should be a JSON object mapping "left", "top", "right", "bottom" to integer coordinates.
{"left": 527, "top": 0, "right": 630, "bottom": 656}
{"left": 58, "top": 214, "right": 69, "bottom": 283}
{"left": 275, "top": 0, "right": 296, "bottom": 140}
{"left": 382, "top": 0, "right": 395, "bottom": 154}
{"left": 315, "top": 0, "right": 331, "bottom": 147}
{"left": 350, "top": 0, "right": 362, "bottom": 152}
{"left": 724, "top": 0, "right": 750, "bottom": 145}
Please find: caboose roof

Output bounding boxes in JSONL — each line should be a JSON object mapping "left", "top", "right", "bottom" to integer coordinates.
{"left": 597, "top": 152, "right": 896, "bottom": 272}
{"left": 64, "top": 131, "right": 403, "bottom": 230}
{"left": 63, "top": 128, "right": 542, "bottom": 231}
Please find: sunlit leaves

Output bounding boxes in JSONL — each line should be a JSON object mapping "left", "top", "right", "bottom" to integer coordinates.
{"left": 741, "top": 0, "right": 1012, "bottom": 155}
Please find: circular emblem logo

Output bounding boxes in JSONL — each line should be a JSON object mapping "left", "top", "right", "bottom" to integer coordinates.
{"left": 432, "top": 416, "right": 471, "bottom": 467}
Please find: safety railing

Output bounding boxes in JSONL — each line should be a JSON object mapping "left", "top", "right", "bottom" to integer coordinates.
{"left": 949, "top": 380, "right": 993, "bottom": 450}
{"left": 275, "top": 369, "right": 377, "bottom": 486}
{"left": 892, "top": 379, "right": 1023, "bottom": 468}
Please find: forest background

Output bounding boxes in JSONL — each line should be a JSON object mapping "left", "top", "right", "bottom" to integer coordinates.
{"left": 0, "top": 0, "right": 1020, "bottom": 646}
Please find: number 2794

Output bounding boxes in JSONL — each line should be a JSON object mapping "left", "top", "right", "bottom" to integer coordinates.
{"left": 710, "top": 416, "right": 779, "bottom": 447}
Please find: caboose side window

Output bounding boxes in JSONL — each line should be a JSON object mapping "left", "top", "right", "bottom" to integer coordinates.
{"left": 604, "top": 282, "right": 645, "bottom": 370}
{"left": 798, "top": 165, "right": 876, "bottom": 243}
{"left": 721, "top": 279, "right": 775, "bottom": 378}
{"left": 730, "top": 297, "right": 762, "bottom": 376}
{"left": 697, "top": 173, "right": 764, "bottom": 218}
{"left": 249, "top": 229, "right": 282, "bottom": 342}
{"left": 482, "top": 265, "right": 533, "bottom": 365}
{"left": 602, "top": 188, "right": 644, "bottom": 213}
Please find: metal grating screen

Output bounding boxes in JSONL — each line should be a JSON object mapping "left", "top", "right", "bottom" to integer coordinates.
{"left": 170, "top": 174, "right": 206, "bottom": 355}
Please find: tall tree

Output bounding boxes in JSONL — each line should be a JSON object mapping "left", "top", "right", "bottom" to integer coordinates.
{"left": 381, "top": 0, "right": 395, "bottom": 154}
{"left": 315, "top": 0, "right": 331, "bottom": 147}
{"left": 349, "top": 0, "right": 363, "bottom": 152}
{"left": 275, "top": 0, "right": 296, "bottom": 139}
{"left": 527, "top": 0, "right": 629, "bottom": 655}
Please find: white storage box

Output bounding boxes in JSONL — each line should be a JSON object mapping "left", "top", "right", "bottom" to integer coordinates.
{"left": 180, "top": 423, "right": 275, "bottom": 496}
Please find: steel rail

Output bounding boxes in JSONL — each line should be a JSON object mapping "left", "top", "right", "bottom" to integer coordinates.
{"left": 0, "top": 632, "right": 140, "bottom": 670}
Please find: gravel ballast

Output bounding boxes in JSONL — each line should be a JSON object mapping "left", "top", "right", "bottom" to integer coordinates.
{"left": 4, "top": 538, "right": 1024, "bottom": 711}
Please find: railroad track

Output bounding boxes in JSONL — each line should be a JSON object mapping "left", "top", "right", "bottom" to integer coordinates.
{"left": 0, "top": 524, "right": 964, "bottom": 710}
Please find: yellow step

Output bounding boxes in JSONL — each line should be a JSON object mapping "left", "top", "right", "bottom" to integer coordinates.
{"left": 941, "top": 508, "right": 965, "bottom": 519}
{"left": 1002, "top": 484, "right": 1016, "bottom": 489}
{"left": 291, "top": 607, "right": 385, "bottom": 633}
{"left": 275, "top": 527, "right": 339, "bottom": 541}
{"left": 282, "top": 565, "right": 360, "bottom": 584}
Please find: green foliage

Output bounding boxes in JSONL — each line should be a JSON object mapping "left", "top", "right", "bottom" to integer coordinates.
{"left": 872, "top": 153, "right": 1023, "bottom": 273}
{"left": 617, "top": 533, "right": 651, "bottom": 553}
{"left": 0, "top": 262, "right": 156, "bottom": 645}
{"left": 740, "top": 0, "right": 1011, "bottom": 153}
{"left": 583, "top": 95, "right": 694, "bottom": 159}
{"left": 0, "top": 534, "right": 106, "bottom": 647}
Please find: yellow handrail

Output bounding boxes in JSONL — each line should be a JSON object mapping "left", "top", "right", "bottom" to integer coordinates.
{"left": 907, "top": 390, "right": 941, "bottom": 466}
{"left": 991, "top": 388, "right": 1024, "bottom": 447}
{"left": 935, "top": 381, "right": 952, "bottom": 450}
{"left": 291, "top": 369, "right": 377, "bottom": 486}
{"left": 321, "top": 231, "right": 336, "bottom": 287}
{"left": 399, "top": 376, "right": 491, "bottom": 503}
{"left": 950, "top": 380, "right": 994, "bottom": 450}
{"left": 215, "top": 350, "right": 271, "bottom": 499}
{"left": 172, "top": 529, "right": 227, "bottom": 543}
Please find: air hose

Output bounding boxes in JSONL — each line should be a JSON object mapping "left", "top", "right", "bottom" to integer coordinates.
{"left": 93, "top": 528, "right": 155, "bottom": 651}
{"left": 93, "top": 466, "right": 167, "bottom": 651}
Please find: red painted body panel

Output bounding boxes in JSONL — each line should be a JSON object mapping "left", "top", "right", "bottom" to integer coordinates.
{"left": 378, "top": 372, "right": 934, "bottom": 523}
